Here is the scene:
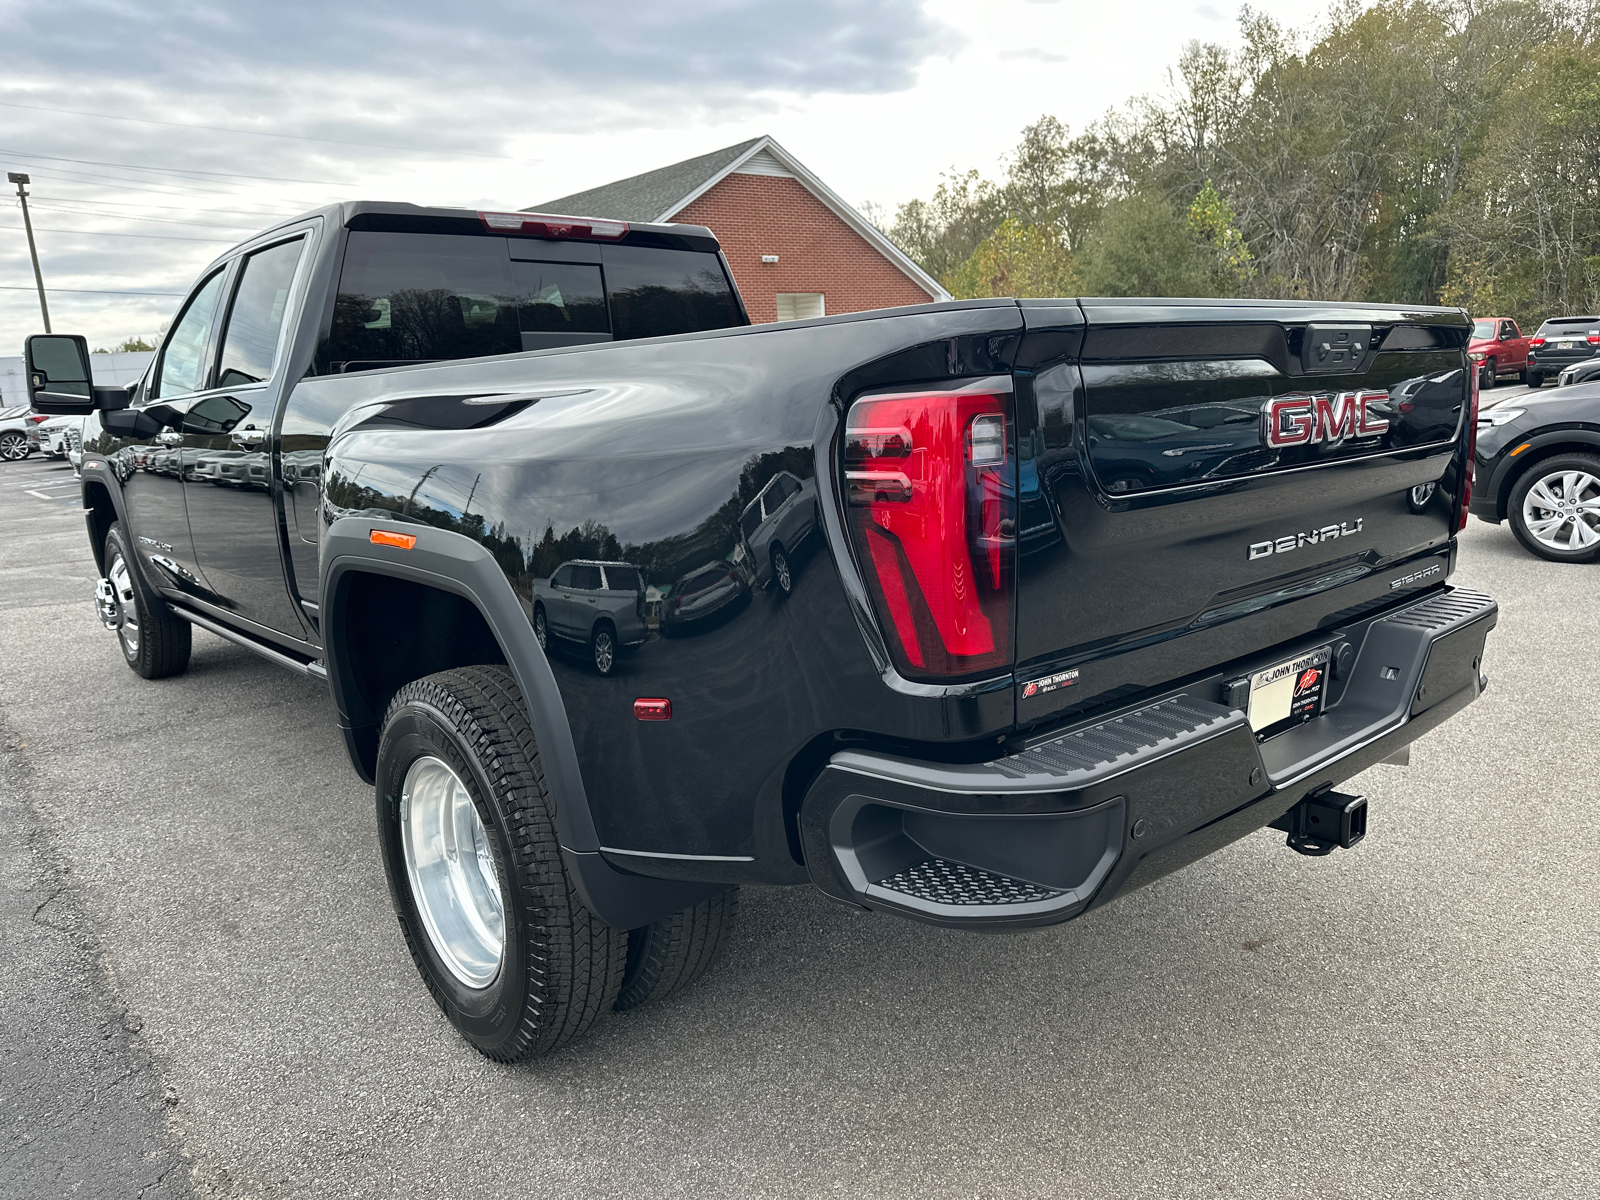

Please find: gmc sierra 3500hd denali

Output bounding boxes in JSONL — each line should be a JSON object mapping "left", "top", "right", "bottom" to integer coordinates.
{"left": 27, "top": 202, "right": 1497, "bottom": 1061}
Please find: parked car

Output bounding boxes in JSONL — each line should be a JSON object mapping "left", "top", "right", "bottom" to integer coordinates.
{"left": 1557, "top": 358, "right": 1600, "bottom": 388}
{"left": 660, "top": 559, "right": 751, "bottom": 633}
{"left": 1467, "top": 317, "right": 1530, "bottom": 390}
{"left": 28, "top": 199, "right": 1497, "bottom": 1065}
{"left": 739, "top": 470, "right": 818, "bottom": 594}
{"left": 1471, "top": 380, "right": 1600, "bottom": 560}
{"left": 36, "top": 414, "right": 85, "bottom": 459}
{"left": 0, "top": 405, "right": 43, "bottom": 460}
{"left": 1525, "top": 315, "right": 1600, "bottom": 387}
{"left": 530, "top": 560, "right": 648, "bottom": 674}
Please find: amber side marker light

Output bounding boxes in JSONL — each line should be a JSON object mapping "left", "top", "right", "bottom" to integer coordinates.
{"left": 1510, "top": 443, "right": 1532, "bottom": 457}
{"left": 369, "top": 529, "right": 417, "bottom": 550}
{"left": 634, "top": 698, "right": 672, "bottom": 721}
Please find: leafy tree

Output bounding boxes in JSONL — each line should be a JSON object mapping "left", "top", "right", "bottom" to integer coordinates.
{"left": 1076, "top": 194, "right": 1209, "bottom": 297}
{"left": 946, "top": 219, "right": 1079, "bottom": 299}
{"left": 92, "top": 336, "right": 157, "bottom": 353}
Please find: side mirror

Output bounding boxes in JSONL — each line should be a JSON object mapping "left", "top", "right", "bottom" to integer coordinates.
{"left": 26, "top": 334, "right": 95, "bottom": 413}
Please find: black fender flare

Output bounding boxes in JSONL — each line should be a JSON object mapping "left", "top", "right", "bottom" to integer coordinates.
{"left": 319, "top": 515, "right": 725, "bottom": 929}
{"left": 1488, "top": 427, "right": 1600, "bottom": 519}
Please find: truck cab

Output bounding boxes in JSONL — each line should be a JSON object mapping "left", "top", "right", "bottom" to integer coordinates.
{"left": 1467, "top": 317, "right": 1529, "bottom": 390}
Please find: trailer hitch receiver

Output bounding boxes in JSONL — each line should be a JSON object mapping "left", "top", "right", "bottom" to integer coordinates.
{"left": 1271, "top": 788, "right": 1367, "bottom": 857}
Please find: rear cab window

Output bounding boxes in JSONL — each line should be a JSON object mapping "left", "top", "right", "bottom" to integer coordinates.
{"left": 323, "top": 216, "right": 744, "bottom": 373}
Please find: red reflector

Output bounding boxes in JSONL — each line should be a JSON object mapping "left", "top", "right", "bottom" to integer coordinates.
{"left": 842, "top": 384, "right": 1014, "bottom": 679}
{"left": 634, "top": 698, "right": 671, "bottom": 721}
{"left": 478, "top": 211, "right": 629, "bottom": 240}
{"left": 369, "top": 529, "right": 417, "bottom": 549}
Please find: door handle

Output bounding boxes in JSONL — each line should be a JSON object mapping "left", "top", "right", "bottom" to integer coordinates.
{"left": 232, "top": 427, "right": 266, "bottom": 447}
{"left": 156, "top": 430, "right": 183, "bottom": 445}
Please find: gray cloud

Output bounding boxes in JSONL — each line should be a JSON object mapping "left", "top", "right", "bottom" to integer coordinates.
{"left": 0, "top": 1, "right": 953, "bottom": 344}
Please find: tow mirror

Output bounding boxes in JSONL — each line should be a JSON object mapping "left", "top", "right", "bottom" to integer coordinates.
{"left": 25, "top": 334, "right": 134, "bottom": 414}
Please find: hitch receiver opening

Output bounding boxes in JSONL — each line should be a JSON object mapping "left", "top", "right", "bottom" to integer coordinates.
{"left": 1270, "top": 789, "right": 1367, "bottom": 857}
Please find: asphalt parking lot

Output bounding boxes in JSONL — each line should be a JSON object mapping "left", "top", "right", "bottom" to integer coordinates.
{"left": 3, "top": 449, "right": 1597, "bottom": 1199}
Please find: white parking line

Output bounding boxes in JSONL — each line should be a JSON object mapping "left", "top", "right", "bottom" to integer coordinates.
{"left": 25, "top": 490, "right": 61, "bottom": 500}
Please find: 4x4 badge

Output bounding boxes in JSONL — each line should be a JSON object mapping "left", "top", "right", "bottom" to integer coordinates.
{"left": 1262, "top": 390, "right": 1389, "bottom": 449}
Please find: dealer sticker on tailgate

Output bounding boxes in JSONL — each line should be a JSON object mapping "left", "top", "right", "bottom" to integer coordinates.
{"left": 1247, "top": 646, "right": 1331, "bottom": 740}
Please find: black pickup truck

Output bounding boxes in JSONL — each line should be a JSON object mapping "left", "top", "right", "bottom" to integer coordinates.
{"left": 27, "top": 202, "right": 1498, "bottom": 1061}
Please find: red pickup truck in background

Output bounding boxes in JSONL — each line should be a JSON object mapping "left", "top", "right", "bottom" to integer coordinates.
{"left": 1468, "top": 317, "right": 1531, "bottom": 389}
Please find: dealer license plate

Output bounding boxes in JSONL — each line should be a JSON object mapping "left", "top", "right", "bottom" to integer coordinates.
{"left": 1247, "top": 646, "right": 1331, "bottom": 739}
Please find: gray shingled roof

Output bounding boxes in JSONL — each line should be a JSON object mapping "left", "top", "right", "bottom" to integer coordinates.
{"left": 529, "top": 137, "right": 765, "bottom": 222}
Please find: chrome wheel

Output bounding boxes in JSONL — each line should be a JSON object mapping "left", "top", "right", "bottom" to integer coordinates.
{"left": 0, "top": 432, "right": 27, "bottom": 460}
{"left": 1522, "top": 470, "right": 1600, "bottom": 552}
{"left": 399, "top": 756, "right": 505, "bottom": 990}
{"left": 533, "top": 606, "right": 547, "bottom": 651}
{"left": 773, "top": 549, "right": 792, "bottom": 594}
{"left": 107, "top": 550, "right": 141, "bottom": 656}
{"left": 592, "top": 626, "right": 615, "bottom": 675}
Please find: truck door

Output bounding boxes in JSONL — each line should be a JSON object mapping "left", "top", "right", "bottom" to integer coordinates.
{"left": 117, "top": 267, "right": 227, "bottom": 601}
{"left": 181, "top": 235, "right": 310, "bottom": 639}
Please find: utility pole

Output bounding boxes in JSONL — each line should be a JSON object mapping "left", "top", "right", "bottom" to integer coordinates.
{"left": 8, "top": 173, "right": 50, "bottom": 333}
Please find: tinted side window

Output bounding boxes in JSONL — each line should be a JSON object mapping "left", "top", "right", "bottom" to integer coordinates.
{"left": 602, "top": 247, "right": 741, "bottom": 341}
{"left": 552, "top": 564, "right": 575, "bottom": 588}
{"left": 329, "top": 232, "right": 520, "bottom": 371}
{"left": 154, "top": 270, "right": 226, "bottom": 399}
{"left": 217, "top": 239, "right": 305, "bottom": 387}
{"left": 740, "top": 503, "right": 763, "bottom": 539}
{"left": 603, "top": 565, "right": 641, "bottom": 592}
{"left": 570, "top": 564, "right": 603, "bottom": 591}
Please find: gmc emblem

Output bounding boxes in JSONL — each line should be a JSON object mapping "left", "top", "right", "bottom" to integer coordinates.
{"left": 1262, "top": 390, "right": 1390, "bottom": 449}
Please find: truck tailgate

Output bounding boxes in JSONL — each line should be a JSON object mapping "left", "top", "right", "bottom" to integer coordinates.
{"left": 1015, "top": 299, "right": 1472, "bottom": 727}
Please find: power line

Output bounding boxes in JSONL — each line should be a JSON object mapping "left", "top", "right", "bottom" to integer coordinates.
{"left": 5, "top": 161, "right": 300, "bottom": 201}
{"left": 0, "top": 146, "right": 353, "bottom": 186}
{"left": 23, "top": 203, "right": 260, "bottom": 231}
{"left": 32, "top": 193, "right": 299, "bottom": 219}
{"left": 0, "top": 284, "right": 184, "bottom": 296}
{"left": 0, "top": 224, "right": 236, "bottom": 243}
{"left": 0, "top": 98, "right": 527, "bottom": 161}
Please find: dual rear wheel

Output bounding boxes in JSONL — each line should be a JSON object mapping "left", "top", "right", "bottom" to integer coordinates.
{"left": 376, "top": 666, "right": 735, "bottom": 1060}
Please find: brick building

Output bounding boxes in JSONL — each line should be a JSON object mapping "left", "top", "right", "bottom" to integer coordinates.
{"left": 534, "top": 136, "right": 948, "bottom": 323}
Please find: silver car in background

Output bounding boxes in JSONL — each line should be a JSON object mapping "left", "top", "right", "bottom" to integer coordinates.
{"left": 530, "top": 560, "right": 648, "bottom": 676}
{"left": 0, "top": 405, "right": 41, "bottom": 461}
{"left": 738, "top": 470, "right": 818, "bottom": 595}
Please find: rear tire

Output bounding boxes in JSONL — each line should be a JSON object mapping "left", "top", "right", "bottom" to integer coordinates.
{"left": 615, "top": 889, "right": 738, "bottom": 1012}
{"left": 1480, "top": 359, "right": 1496, "bottom": 390}
{"left": 771, "top": 545, "right": 792, "bottom": 597}
{"left": 532, "top": 604, "right": 548, "bottom": 651}
{"left": 1507, "top": 453, "right": 1600, "bottom": 563}
{"left": 103, "top": 522, "right": 191, "bottom": 679}
{"left": 376, "top": 666, "right": 627, "bottom": 1060}
{"left": 591, "top": 622, "right": 616, "bottom": 676}
{"left": 0, "top": 431, "right": 30, "bottom": 460}
{"left": 1527, "top": 372, "right": 1544, "bottom": 389}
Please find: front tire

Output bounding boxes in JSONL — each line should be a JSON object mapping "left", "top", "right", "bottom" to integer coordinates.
{"left": 1480, "top": 359, "right": 1496, "bottom": 390}
{"left": 377, "top": 666, "right": 627, "bottom": 1060}
{"left": 1508, "top": 454, "right": 1600, "bottom": 563}
{"left": 103, "top": 523, "right": 191, "bottom": 679}
{"left": 532, "top": 604, "right": 548, "bottom": 651}
{"left": 0, "top": 431, "right": 30, "bottom": 460}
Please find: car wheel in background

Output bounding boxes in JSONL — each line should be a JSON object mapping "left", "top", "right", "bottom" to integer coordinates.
{"left": 532, "top": 605, "right": 548, "bottom": 651}
{"left": 102, "top": 522, "right": 192, "bottom": 679}
{"left": 771, "top": 546, "right": 792, "bottom": 597}
{"left": 1527, "top": 372, "right": 1544, "bottom": 388}
{"left": 376, "top": 666, "right": 627, "bottom": 1060}
{"left": 1508, "top": 454, "right": 1600, "bottom": 563}
{"left": 0, "top": 432, "right": 31, "bottom": 460}
{"left": 1480, "top": 359, "right": 1496, "bottom": 390}
{"left": 591, "top": 623, "right": 616, "bottom": 676}
{"left": 614, "top": 889, "right": 738, "bottom": 1012}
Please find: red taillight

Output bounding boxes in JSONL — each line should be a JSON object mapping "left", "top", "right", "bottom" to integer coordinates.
{"left": 479, "top": 211, "right": 629, "bottom": 240}
{"left": 1588, "top": 334, "right": 1600, "bottom": 345}
{"left": 27, "top": 413, "right": 48, "bottom": 424}
{"left": 842, "top": 384, "right": 1015, "bottom": 678}
{"left": 1530, "top": 337, "right": 1546, "bottom": 348}
{"left": 1459, "top": 358, "right": 1479, "bottom": 532}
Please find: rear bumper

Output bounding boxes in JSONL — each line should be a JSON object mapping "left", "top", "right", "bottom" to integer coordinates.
{"left": 800, "top": 586, "right": 1497, "bottom": 930}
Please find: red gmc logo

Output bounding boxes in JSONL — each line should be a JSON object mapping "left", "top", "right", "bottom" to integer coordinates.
{"left": 1262, "top": 390, "right": 1390, "bottom": 449}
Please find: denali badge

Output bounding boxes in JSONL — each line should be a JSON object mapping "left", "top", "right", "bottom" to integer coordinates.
{"left": 1262, "top": 390, "right": 1389, "bottom": 449}
{"left": 1249, "top": 519, "right": 1363, "bottom": 560}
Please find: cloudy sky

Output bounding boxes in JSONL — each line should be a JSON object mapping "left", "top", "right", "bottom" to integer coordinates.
{"left": 1, "top": 0, "right": 1324, "bottom": 348}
